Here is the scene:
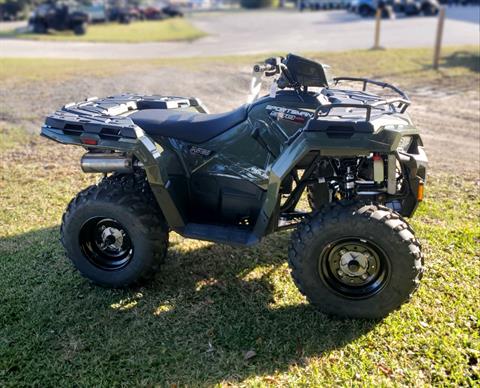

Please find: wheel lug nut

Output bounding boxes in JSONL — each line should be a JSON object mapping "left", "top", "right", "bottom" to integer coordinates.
{"left": 361, "top": 274, "right": 368, "bottom": 280}
{"left": 338, "top": 270, "right": 344, "bottom": 277}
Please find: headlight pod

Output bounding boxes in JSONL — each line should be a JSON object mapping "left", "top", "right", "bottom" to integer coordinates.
{"left": 397, "top": 136, "right": 413, "bottom": 152}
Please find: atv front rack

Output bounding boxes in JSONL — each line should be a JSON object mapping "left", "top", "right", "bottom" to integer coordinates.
{"left": 333, "top": 77, "right": 409, "bottom": 100}
{"left": 315, "top": 77, "right": 410, "bottom": 122}
{"left": 314, "top": 98, "right": 410, "bottom": 123}
{"left": 285, "top": 78, "right": 411, "bottom": 143}
{"left": 322, "top": 77, "right": 411, "bottom": 120}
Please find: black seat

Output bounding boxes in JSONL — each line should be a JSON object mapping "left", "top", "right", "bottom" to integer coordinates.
{"left": 130, "top": 106, "right": 248, "bottom": 144}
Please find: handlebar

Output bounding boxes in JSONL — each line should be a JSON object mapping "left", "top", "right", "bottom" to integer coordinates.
{"left": 253, "top": 63, "right": 276, "bottom": 73}
{"left": 253, "top": 57, "right": 284, "bottom": 76}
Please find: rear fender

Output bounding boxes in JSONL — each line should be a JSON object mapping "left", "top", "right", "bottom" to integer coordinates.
{"left": 41, "top": 124, "right": 186, "bottom": 228}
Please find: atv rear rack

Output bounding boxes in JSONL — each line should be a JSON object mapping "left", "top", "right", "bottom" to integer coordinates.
{"left": 43, "top": 94, "right": 208, "bottom": 142}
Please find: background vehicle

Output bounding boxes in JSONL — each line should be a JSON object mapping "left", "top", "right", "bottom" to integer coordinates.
{"left": 81, "top": 3, "right": 145, "bottom": 24}
{"left": 0, "top": 1, "right": 24, "bottom": 21}
{"left": 41, "top": 54, "right": 427, "bottom": 319}
{"left": 81, "top": 3, "right": 107, "bottom": 23}
{"left": 140, "top": 5, "right": 168, "bottom": 20}
{"left": 402, "top": 0, "right": 440, "bottom": 15}
{"left": 300, "top": 0, "right": 349, "bottom": 10}
{"left": 162, "top": 4, "right": 184, "bottom": 17}
{"left": 349, "top": 0, "right": 379, "bottom": 16}
{"left": 139, "top": 4, "right": 183, "bottom": 20}
{"left": 29, "top": 2, "right": 88, "bottom": 35}
{"left": 107, "top": 6, "right": 133, "bottom": 23}
{"left": 350, "top": 0, "right": 439, "bottom": 16}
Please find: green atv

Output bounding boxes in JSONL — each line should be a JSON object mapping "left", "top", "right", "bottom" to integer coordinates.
{"left": 41, "top": 55, "right": 428, "bottom": 319}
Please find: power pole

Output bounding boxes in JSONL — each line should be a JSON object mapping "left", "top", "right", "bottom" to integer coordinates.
{"left": 371, "top": 8, "right": 384, "bottom": 50}
{"left": 433, "top": 7, "right": 446, "bottom": 70}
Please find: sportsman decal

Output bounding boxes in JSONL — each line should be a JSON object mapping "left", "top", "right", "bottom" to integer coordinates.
{"left": 265, "top": 105, "right": 313, "bottom": 123}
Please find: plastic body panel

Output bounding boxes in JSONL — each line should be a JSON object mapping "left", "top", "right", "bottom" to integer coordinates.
{"left": 41, "top": 88, "right": 427, "bottom": 246}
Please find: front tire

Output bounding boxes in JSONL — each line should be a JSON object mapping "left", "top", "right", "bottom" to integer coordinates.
{"left": 288, "top": 203, "right": 423, "bottom": 319}
{"left": 61, "top": 174, "right": 168, "bottom": 288}
{"left": 307, "top": 182, "right": 330, "bottom": 211}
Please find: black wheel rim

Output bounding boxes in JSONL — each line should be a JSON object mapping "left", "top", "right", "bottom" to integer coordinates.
{"left": 79, "top": 217, "right": 134, "bottom": 271}
{"left": 318, "top": 238, "right": 390, "bottom": 299}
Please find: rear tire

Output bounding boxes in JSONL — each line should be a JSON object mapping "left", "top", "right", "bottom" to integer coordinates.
{"left": 73, "top": 23, "right": 87, "bottom": 35}
{"left": 61, "top": 174, "right": 168, "bottom": 288}
{"left": 288, "top": 203, "right": 423, "bottom": 319}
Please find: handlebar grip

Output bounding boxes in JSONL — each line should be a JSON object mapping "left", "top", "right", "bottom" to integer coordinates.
{"left": 253, "top": 63, "right": 275, "bottom": 73}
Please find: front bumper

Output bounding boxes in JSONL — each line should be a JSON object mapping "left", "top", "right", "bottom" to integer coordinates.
{"left": 398, "top": 145, "right": 428, "bottom": 216}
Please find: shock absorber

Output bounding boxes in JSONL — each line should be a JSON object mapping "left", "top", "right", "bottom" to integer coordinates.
{"left": 372, "top": 153, "right": 384, "bottom": 184}
{"left": 344, "top": 164, "right": 356, "bottom": 200}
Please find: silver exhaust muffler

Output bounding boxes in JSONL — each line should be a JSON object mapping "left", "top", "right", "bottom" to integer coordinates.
{"left": 81, "top": 153, "right": 133, "bottom": 173}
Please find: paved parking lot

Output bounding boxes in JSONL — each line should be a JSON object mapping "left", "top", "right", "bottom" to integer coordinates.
{"left": 0, "top": 7, "right": 478, "bottom": 58}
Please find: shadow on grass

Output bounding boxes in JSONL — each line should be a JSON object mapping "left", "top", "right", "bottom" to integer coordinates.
{"left": 0, "top": 226, "right": 378, "bottom": 385}
{"left": 442, "top": 50, "right": 480, "bottom": 72}
{"left": 424, "top": 50, "right": 480, "bottom": 73}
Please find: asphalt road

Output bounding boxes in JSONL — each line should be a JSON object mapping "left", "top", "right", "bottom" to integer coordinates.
{"left": 0, "top": 7, "right": 478, "bottom": 59}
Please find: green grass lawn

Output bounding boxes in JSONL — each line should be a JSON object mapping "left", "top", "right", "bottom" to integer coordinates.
{"left": 0, "top": 128, "right": 478, "bottom": 386}
{"left": 1, "top": 46, "right": 478, "bottom": 84}
{"left": 0, "top": 19, "right": 206, "bottom": 43}
{"left": 0, "top": 48, "right": 479, "bottom": 386}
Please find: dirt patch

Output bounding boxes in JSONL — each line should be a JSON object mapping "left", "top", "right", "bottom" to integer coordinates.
{"left": 1, "top": 63, "right": 478, "bottom": 175}
{"left": 408, "top": 88, "right": 480, "bottom": 175}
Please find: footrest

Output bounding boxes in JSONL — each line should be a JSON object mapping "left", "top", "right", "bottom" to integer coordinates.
{"left": 182, "top": 223, "right": 259, "bottom": 246}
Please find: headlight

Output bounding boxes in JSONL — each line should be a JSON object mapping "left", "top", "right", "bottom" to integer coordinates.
{"left": 397, "top": 136, "right": 413, "bottom": 152}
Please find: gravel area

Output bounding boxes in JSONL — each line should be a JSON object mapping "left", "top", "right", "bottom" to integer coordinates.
{"left": 1, "top": 63, "right": 478, "bottom": 175}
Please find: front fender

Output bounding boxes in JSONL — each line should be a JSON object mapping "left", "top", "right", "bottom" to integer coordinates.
{"left": 253, "top": 126, "right": 419, "bottom": 236}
